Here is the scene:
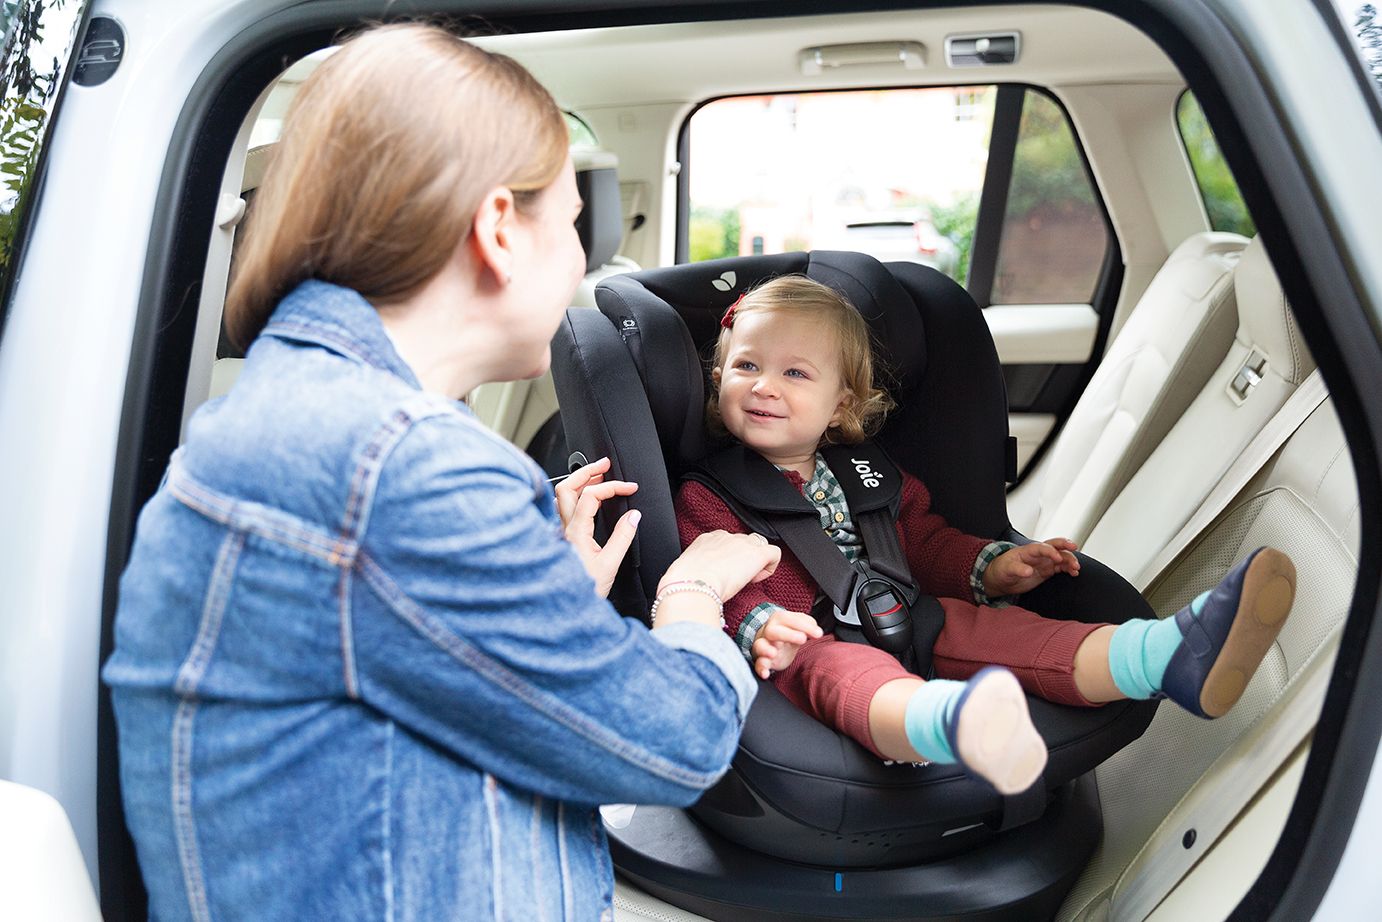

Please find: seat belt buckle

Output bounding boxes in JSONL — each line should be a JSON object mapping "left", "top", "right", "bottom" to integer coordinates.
{"left": 849, "top": 574, "right": 914, "bottom": 655}
{"left": 1227, "top": 347, "right": 1267, "bottom": 405}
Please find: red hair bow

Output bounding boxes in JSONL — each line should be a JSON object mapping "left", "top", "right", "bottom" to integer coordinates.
{"left": 720, "top": 293, "right": 745, "bottom": 329}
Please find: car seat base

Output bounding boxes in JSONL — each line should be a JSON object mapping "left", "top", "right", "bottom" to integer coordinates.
{"left": 609, "top": 774, "right": 1100, "bottom": 922}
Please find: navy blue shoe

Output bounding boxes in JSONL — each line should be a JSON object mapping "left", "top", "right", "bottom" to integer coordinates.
{"left": 1161, "top": 547, "right": 1296, "bottom": 719}
{"left": 944, "top": 667, "right": 1047, "bottom": 794}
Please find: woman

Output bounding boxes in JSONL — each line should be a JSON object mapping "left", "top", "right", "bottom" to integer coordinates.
{"left": 103, "top": 23, "right": 778, "bottom": 922}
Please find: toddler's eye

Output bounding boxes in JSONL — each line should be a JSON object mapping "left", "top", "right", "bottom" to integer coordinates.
{"left": 786, "top": 368, "right": 808, "bottom": 379}
{"left": 735, "top": 360, "right": 758, "bottom": 372}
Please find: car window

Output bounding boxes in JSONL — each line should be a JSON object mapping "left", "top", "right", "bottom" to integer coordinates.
{"left": 989, "top": 88, "right": 1111, "bottom": 305}
{"left": 1335, "top": 2, "right": 1382, "bottom": 96}
{"left": 1176, "top": 91, "right": 1255, "bottom": 238}
{"left": 684, "top": 86, "right": 996, "bottom": 284}
{"left": 0, "top": 0, "right": 87, "bottom": 335}
{"left": 565, "top": 111, "right": 599, "bottom": 149}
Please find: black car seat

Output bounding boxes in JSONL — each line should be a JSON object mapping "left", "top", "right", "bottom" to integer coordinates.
{"left": 550, "top": 250, "right": 1158, "bottom": 921}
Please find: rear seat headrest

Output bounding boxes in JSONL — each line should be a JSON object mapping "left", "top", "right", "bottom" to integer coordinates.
{"left": 242, "top": 143, "right": 276, "bottom": 195}
{"left": 574, "top": 148, "right": 622, "bottom": 273}
{"left": 1234, "top": 237, "right": 1314, "bottom": 384}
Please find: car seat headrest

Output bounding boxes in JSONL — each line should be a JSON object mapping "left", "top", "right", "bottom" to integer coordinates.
{"left": 1234, "top": 236, "right": 1315, "bottom": 384}
{"left": 574, "top": 149, "right": 622, "bottom": 273}
{"left": 594, "top": 250, "right": 928, "bottom": 476}
{"left": 611, "top": 249, "right": 926, "bottom": 387}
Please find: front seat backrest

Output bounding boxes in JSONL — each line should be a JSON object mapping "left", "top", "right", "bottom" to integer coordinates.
{"left": 1009, "top": 232, "right": 1248, "bottom": 544}
{"left": 1085, "top": 236, "right": 1314, "bottom": 581}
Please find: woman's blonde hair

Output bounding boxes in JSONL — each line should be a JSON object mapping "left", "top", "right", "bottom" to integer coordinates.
{"left": 707, "top": 275, "right": 894, "bottom": 445}
{"left": 224, "top": 23, "right": 568, "bottom": 349}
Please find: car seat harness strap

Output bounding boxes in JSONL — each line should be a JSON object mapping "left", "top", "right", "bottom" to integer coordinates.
{"left": 689, "top": 441, "right": 942, "bottom": 673}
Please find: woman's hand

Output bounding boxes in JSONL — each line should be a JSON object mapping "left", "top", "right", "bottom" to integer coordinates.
{"left": 555, "top": 456, "right": 640, "bottom": 598}
{"left": 982, "top": 538, "right": 1081, "bottom": 598}
{"left": 661, "top": 531, "right": 781, "bottom": 602}
{"left": 751, "top": 609, "right": 822, "bottom": 679}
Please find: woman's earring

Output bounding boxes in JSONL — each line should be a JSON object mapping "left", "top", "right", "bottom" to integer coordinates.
{"left": 505, "top": 273, "right": 513, "bottom": 284}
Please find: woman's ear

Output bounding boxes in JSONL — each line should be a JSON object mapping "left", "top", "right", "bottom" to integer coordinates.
{"left": 468, "top": 186, "right": 517, "bottom": 285}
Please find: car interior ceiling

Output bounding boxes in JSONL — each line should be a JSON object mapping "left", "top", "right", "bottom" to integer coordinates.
{"left": 97, "top": 2, "right": 1381, "bottom": 921}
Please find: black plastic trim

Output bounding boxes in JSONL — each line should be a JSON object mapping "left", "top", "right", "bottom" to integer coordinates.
{"left": 966, "top": 83, "right": 1022, "bottom": 308}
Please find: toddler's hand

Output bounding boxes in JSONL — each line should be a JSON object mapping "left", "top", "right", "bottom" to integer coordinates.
{"left": 982, "top": 538, "right": 1080, "bottom": 598}
{"left": 751, "top": 609, "right": 823, "bottom": 680}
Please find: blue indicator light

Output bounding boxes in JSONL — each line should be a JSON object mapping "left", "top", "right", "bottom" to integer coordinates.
{"left": 834, "top": 872, "right": 843, "bottom": 893}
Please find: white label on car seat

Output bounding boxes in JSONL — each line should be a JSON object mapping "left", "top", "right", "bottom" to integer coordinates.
{"left": 852, "top": 458, "right": 882, "bottom": 488}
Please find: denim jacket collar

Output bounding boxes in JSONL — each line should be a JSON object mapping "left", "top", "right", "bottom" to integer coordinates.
{"left": 260, "top": 279, "right": 423, "bottom": 389}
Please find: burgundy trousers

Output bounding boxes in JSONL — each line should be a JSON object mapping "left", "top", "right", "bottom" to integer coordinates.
{"left": 769, "top": 599, "right": 1108, "bottom": 757}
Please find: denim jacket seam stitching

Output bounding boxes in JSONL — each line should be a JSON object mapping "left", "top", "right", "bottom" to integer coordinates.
{"left": 382, "top": 721, "right": 395, "bottom": 922}
{"left": 530, "top": 795, "right": 548, "bottom": 922}
{"left": 339, "top": 566, "right": 359, "bottom": 698}
{"left": 171, "top": 529, "right": 245, "bottom": 922}
{"left": 484, "top": 774, "right": 504, "bottom": 920}
{"left": 337, "top": 400, "right": 445, "bottom": 697}
{"left": 168, "top": 465, "right": 354, "bottom": 565}
{"left": 340, "top": 400, "right": 438, "bottom": 548}
{"left": 356, "top": 552, "right": 721, "bottom": 791}
{"left": 557, "top": 802, "right": 573, "bottom": 921}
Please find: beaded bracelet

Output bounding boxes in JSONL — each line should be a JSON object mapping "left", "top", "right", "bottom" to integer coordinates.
{"left": 649, "top": 579, "right": 724, "bottom": 627}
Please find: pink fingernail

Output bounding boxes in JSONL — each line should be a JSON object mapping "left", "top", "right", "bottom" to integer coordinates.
{"left": 628, "top": 510, "right": 641, "bottom": 527}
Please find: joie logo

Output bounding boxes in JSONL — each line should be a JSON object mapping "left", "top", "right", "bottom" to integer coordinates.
{"left": 851, "top": 458, "right": 883, "bottom": 488}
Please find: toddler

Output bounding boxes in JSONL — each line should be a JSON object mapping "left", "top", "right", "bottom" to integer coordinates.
{"left": 673, "top": 275, "right": 1296, "bottom": 794}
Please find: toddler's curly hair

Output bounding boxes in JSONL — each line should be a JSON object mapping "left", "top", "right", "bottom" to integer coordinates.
{"left": 707, "top": 274, "right": 894, "bottom": 445}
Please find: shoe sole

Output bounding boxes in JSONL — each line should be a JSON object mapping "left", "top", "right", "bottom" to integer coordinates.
{"left": 1199, "top": 548, "right": 1297, "bottom": 718}
{"left": 954, "top": 670, "right": 1047, "bottom": 795}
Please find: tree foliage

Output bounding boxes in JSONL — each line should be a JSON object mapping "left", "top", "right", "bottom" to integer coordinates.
{"left": 689, "top": 205, "right": 740, "bottom": 262}
{"left": 1356, "top": 4, "right": 1382, "bottom": 89}
{"left": 929, "top": 194, "right": 977, "bottom": 286}
{"left": 1006, "top": 91, "right": 1094, "bottom": 219}
{"left": 0, "top": 0, "right": 68, "bottom": 281}
{"left": 1177, "top": 93, "right": 1256, "bottom": 238}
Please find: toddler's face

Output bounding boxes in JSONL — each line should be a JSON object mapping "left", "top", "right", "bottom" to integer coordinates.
{"left": 716, "top": 310, "right": 849, "bottom": 466}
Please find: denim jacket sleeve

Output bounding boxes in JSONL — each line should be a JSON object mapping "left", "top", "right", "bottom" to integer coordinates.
{"left": 348, "top": 411, "right": 755, "bottom": 807}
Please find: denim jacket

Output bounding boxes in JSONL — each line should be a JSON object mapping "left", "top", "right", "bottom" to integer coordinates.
{"left": 103, "top": 281, "right": 756, "bottom": 921}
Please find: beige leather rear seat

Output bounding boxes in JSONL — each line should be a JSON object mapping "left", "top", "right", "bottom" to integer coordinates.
{"left": 1058, "top": 240, "right": 1353, "bottom": 920}
{"left": 1008, "top": 232, "right": 1248, "bottom": 544}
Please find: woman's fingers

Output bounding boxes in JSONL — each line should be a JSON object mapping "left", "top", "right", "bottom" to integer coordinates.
{"left": 554, "top": 458, "right": 638, "bottom": 529}
{"left": 588, "top": 509, "right": 640, "bottom": 597}
{"left": 554, "top": 456, "right": 610, "bottom": 522}
{"left": 563, "top": 479, "right": 639, "bottom": 542}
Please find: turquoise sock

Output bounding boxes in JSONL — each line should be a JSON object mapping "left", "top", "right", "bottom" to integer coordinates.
{"left": 902, "top": 679, "right": 968, "bottom": 763}
{"left": 1108, "top": 591, "right": 1208, "bottom": 699}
